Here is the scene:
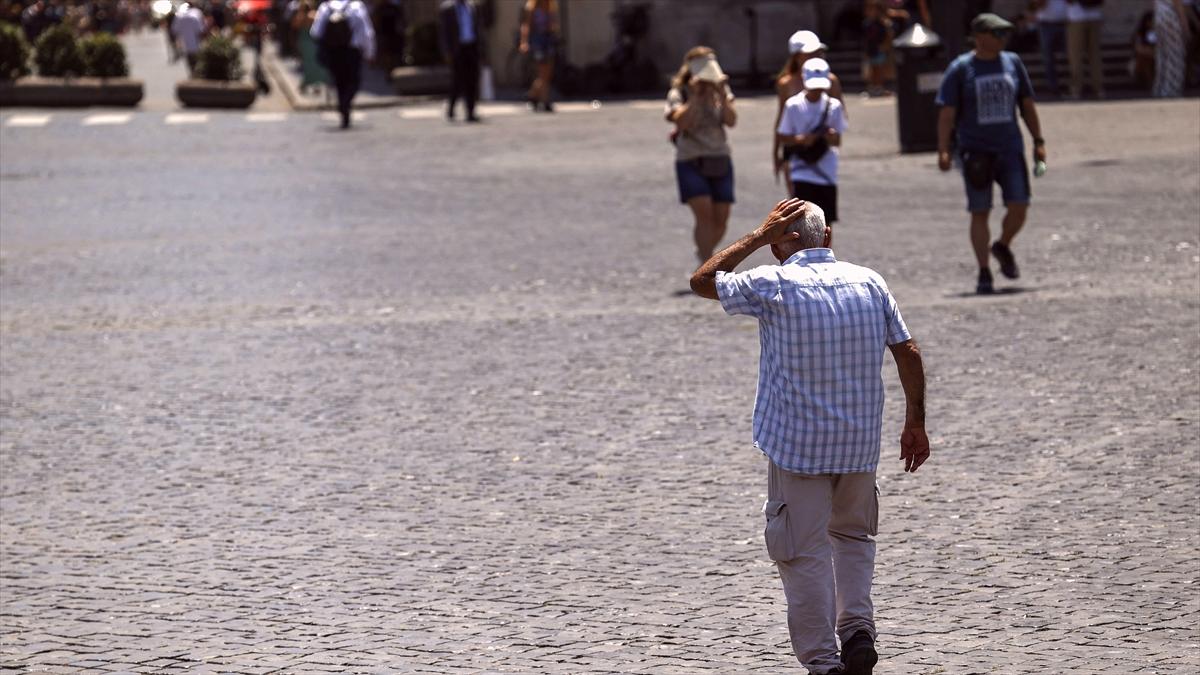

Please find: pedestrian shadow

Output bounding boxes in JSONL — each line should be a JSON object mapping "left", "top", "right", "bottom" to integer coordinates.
{"left": 1078, "top": 158, "right": 1123, "bottom": 167}
{"left": 947, "top": 286, "right": 1041, "bottom": 298}
{"left": 671, "top": 288, "right": 694, "bottom": 297}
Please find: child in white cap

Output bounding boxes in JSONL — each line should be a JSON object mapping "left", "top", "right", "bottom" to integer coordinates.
{"left": 772, "top": 30, "right": 845, "bottom": 193}
{"left": 776, "top": 57, "right": 848, "bottom": 224}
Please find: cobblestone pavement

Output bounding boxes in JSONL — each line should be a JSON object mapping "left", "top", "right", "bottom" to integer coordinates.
{"left": 1, "top": 94, "right": 1198, "bottom": 674}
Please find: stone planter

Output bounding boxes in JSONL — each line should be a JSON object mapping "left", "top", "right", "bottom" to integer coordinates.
{"left": 175, "top": 79, "right": 257, "bottom": 109}
{"left": 0, "top": 77, "right": 144, "bottom": 107}
{"left": 390, "top": 66, "right": 451, "bottom": 96}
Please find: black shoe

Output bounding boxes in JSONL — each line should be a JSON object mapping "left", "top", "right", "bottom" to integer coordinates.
{"left": 841, "top": 631, "right": 878, "bottom": 675}
{"left": 541, "top": 101, "right": 555, "bottom": 113}
{"left": 446, "top": 107, "right": 455, "bottom": 121}
{"left": 340, "top": 112, "right": 350, "bottom": 129}
{"left": 465, "top": 113, "right": 481, "bottom": 123}
{"left": 990, "top": 241, "right": 1019, "bottom": 279}
{"left": 976, "top": 268, "right": 994, "bottom": 295}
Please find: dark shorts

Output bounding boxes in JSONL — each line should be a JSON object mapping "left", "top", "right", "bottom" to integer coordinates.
{"left": 676, "top": 159, "right": 735, "bottom": 204}
{"left": 790, "top": 180, "right": 838, "bottom": 222}
{"left": 529, "top": 32, "right": 555, "bottom": 63}
{"left": 960, "top": 150, "right": 1030, "bottom": 212}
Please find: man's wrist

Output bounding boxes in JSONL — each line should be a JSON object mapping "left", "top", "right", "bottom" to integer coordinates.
{"left": 1033, "top": 137, "right": 1045, "bottom": 146}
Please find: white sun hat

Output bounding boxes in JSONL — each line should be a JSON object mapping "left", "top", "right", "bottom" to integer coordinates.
{"left": 788, "top": 30, "right": 827, "bottom": 55}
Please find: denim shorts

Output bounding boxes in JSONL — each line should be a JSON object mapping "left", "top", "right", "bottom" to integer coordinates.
{"left": 676, "top": 159, "right": 735, "bottom": 204}
{"left": 961, "top": 150, "right": 1030, "bottom": 212}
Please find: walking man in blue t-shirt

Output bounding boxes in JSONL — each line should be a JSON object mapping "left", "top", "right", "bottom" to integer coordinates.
{"left": 936, "top": 13, "right": 1047, "bottom": 294}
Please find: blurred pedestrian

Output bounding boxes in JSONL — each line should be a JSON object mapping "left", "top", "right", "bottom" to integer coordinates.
{"left": 172, "top": 2, "right": 207, "bottom": 75}
{"left": 21, "top": 1, "right": 56, "bottom": 43}
{"left": 1034, "top": 0, "right": 1068, "bottom": 96}
{"left": 665, "top": 47, "right": 737, "bottom": 264}
{"left": 312, "top": 0, "right": 376, "bottom": 129}
{"left": 1131, "top": 10, "right": 1156, "bottom": 90}
{"left": 772, "top": 30, "right": 845, "bottom": 191}
{"left": 163, "top": 3, "right": 178, "bottom": 62}
{"left": 1154, "top": 0, "right": 1191, "bottom": 97}
{"left": 293, "top": 0, "right": 327, "bottom": 93}
{"left": 862, "top": 0, "right": 892, "bottom": 97}
{"left": 689, "top": 197, "right": 928, "bottom": 675}
{"left": 936, "top": 13, "right": 1045, "bottom": 295}
{"left": 211, "top": 0, "right": 227, "bottom": 33}
{"left": 519, "top": 0, "right": 558, "bottom": 112}
{"left": 374, "top": 0, "right": 406, "bottom": 71}
{"left": 776, "top": 58, "right": 847, "bottom": 224}
{"left": 1066, "top": 0, "right": 1104, "bottom": 99}
{"left": 439, "top": 0, "right": 484, "bottom": 122}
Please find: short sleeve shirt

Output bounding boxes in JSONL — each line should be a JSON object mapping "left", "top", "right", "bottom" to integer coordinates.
{"left": 715, "top": 249, "right": 911, "bottom": 475}
{"left": 666, "top": 85, "right": 735, "bottom": 161}
{"left": 936, "top": 51, "right": 1034, "bottom": 156}
{"left": 777, "top": 92, "right": 848, "bottom": 186}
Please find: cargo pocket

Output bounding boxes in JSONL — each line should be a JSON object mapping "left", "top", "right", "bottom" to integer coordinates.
{"left": 868, "top": 483, "right": 880, "bottom": 537}
{"left": 763, "top": 500, "right": 797, "bottom": 562}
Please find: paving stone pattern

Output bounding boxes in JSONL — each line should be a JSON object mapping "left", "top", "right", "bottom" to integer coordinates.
{"left": 1, "top": 95, "right": 1198, "bottom": 673}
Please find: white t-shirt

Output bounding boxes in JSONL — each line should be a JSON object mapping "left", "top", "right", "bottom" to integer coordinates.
{"left": 777, "top": 92, "right": 848, "bottom": 186}
{"left": 1037, "top": 0, "right": 1069, "bottom": 23}
{"left": 1066, "top": 2, "right": 1103, "bottom": 23}
{"left": 311, "top": 0, "right": 377, "bottom": 60}
{"left": 172, "top": 8, "right": 206, "bottom": 54}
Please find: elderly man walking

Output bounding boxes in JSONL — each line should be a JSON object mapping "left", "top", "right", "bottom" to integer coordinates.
{"left": 691, "top": 199, "right": 929, "bottom": 675}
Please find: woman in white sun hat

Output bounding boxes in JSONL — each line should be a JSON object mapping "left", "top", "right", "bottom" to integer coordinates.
{"left": 665, "top": 46, "right": 738, "bottom": 264}
{"left": 773, "top": 30, "right": 845, "bottom": 194}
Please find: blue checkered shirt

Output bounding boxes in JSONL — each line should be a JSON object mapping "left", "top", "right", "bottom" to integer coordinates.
{"left": 715, "top": 249, "right": 911, "bottom": 474}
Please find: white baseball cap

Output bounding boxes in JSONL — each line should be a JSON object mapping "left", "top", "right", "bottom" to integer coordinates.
{"left": 802, "top": 57, "right": 832, "bottom": 90}
{"left": 788, "top": 30, "right": 827, "bottom": 55}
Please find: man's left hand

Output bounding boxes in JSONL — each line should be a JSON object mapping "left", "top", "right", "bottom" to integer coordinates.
{"left": 900, "top": 426, "right": 930, "bottom": 473}
{"left": 1034, "top": 144, "right": 1047, "bottom": 163}
{"left": 753, "top": 198, "right": 807, "bottom": 246}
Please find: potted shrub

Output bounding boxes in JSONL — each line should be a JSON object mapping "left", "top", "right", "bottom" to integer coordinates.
{"left": 34, "top": 24, "right": 85, "bottom": 78}
{"left": 0, "top": 23, "right": 31, "bottom": 82}
{"left": 80, "top": 33, "right": 128, "bottom": 78}
{"left": 176, "top": 35, "right": 256, "bottom": 108}
{"left": 0, "top": 24, "right": 143, "bottom": 107}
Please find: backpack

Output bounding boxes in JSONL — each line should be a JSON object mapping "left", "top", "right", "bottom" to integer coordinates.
{"left": 323, "top": 2, "right": 353, "bottom": 49}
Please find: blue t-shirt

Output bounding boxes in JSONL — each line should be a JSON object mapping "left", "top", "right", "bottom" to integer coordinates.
{"left": 935, "top": 51, "right": 1034, "bottom": 156}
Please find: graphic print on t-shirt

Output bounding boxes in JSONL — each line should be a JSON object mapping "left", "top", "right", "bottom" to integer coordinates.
{"left": 974, "top": 73, "right": 1016, "bottom": 125}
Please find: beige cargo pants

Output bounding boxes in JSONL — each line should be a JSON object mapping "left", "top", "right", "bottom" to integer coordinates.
{"left": 764, "top": 459, "right": 879, "bottom": 674}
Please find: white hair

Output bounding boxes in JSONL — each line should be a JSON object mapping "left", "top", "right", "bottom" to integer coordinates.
{"left": 786, "top": 202, "right": 827, "bottom": 248}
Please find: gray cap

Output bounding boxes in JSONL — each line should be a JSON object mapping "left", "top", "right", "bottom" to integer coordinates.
{"left": 970, "top": 12, "right": 1014, "bottom": 33}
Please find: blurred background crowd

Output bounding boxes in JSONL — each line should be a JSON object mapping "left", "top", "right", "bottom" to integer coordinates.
{"left": 2, "top": 0, "right": 1198, "bottom": 99}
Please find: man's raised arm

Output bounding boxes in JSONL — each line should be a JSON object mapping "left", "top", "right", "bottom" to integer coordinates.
{"left": 690, "top": 198, "right": 806, "bottom": 300}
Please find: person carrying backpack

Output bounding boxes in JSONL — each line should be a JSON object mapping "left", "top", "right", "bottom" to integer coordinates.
{"left": 311, "top": 0, "right": 376, "bottom": 129}
{"left": 936, "top": 13, "right": 1047, "bottom": 295}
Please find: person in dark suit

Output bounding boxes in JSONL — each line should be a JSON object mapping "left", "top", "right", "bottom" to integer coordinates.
{"left": 439, "top": 0, "right": 483, "bottom": 122}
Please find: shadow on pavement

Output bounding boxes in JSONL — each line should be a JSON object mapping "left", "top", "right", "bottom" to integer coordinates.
{"left": 947, "top": 286, "right": 1042, "bottom": 298}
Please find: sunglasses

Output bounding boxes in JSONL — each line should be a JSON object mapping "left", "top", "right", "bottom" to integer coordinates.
{"left": 990, "top": 29, "right": 1011, "bottom": 39}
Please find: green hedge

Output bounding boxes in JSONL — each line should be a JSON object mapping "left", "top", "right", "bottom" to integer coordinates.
{"left": 0, "top": 23, "right": 31, "bottom": 80}
{"left": 34, "top": 24, "right": 85, "bottom": 77}
{"left": 194, "top": 35, "right": 243, "bottom": 81}
{"left": 80, "top": 32, "right": 128, "bottom": 78}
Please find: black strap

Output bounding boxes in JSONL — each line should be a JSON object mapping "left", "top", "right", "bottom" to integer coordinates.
{"left": 808, "top": 96, "right": 831, "bottom": 135}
